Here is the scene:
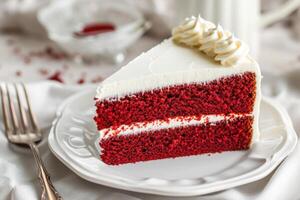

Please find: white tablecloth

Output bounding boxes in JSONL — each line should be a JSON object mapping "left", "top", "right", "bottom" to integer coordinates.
{"left": 1, "top": 25, "right": 300, "bottom": 200}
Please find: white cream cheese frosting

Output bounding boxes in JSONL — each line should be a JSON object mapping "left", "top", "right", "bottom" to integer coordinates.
{"left": 96, "top": 39, "right": 259, "bottom": 101}
{"left": 172, "top": 15, "right": 249, "bottom": 66}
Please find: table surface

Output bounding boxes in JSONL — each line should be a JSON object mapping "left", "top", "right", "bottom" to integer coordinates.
{"left": 1, "top": 25, "right": 300, "bottom": 84}
{"left": 0, "top": 32, "right": 160, "bottom": 84}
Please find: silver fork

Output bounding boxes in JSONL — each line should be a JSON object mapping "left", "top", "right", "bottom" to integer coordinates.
{"left": 0, "top": 83, "right": 62, "bottom": 200}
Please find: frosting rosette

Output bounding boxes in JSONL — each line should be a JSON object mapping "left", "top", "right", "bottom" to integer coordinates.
{"left": 172, "top": 16, "right": 214, "bottom": 47}
{"left": 172, "top": 15, "right": 249, "bottom": 66}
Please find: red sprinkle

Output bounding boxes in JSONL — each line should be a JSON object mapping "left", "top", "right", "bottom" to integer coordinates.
{"left": 47, "top": 71, "right": 64, "bottom": 83}
{"left": 74, "top": 23, "right": 115, "bottom": 37}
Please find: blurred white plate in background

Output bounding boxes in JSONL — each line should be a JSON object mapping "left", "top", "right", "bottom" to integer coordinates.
{"left": 38, "top": 0, "right": 150, "bottom": 63}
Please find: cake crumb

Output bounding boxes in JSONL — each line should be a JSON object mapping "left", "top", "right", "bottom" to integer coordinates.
{"left": 44, "top": 46, "right": 68, "bottom": 60}
{"left": 77, "top": 78, "right": 85, "bottom": 84}
{"left": 47, "top": 71, "right": 64, "bottom": 83}
{"left": 91, "top": 76, "right": 103, "bottom": 83}
{"left": 15, "top": 70, "right": 22, "bottom": 77}
{"left": 13, "top": 46, "right": 69, "bottom": 64}
{"left": 23, "top": 56, "right": 32, "bottom": 64}
{"left": 38, "top": 68, "right": 49, "bottom": 76}
{"left": 12, "top": 47, "right": 21, "bottom": 55}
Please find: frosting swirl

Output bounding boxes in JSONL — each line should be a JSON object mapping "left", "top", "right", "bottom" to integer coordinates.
{"left": 172, "top": 15, "right": 249, "bottom": 66}
{"left": 172, "top": 16, "right": 214, "bottom": 47}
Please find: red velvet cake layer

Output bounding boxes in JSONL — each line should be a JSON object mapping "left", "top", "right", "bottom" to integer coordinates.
{"left": 95, "top": 72, "right": 256, "bottom": 130}
{"left": 100, "top": 116, "right": 253, "bottom": 165}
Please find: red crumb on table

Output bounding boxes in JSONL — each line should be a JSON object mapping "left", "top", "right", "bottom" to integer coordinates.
{"left": 23, "top": 56, "right": 31, "bottom": 64}
{"left": 77, "top": 78, "right": 85, "bottom": 84}
{"left": 38, "top": 68, "right": 49, "bottom": 76}
{"left": 44, "top": 46, "right": 68, "bottom": 60}
{"left": 91, "top": 76, "right": 104, "bottom": 83}
{"left": 74, "top": 22, "right": 115, "bottom": 37}
{"left": 47, "top": 71, "right": 64, "bottom": 83}
{"left": 15, "top": 70, "right": 22, "bottom": 77}
{"left": 12, "top": 47, "right": 21, "bottom": 55}
{"left": 12, "top": 46, "right": 69, "bottom": 64}
{"left": 28, "top": 46, "right": 69, "bottom": 61}
{"left": 77, "top": 72, "right": 87, "bottom": 84}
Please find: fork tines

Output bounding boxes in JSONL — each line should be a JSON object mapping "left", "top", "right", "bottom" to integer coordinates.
{"left": 0, "top": 83, "right": 40, "bottom": 143}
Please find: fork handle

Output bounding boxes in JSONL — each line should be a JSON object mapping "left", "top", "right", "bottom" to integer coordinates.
{"left": 29, "top": 143, "right": 63, "bottom": 200}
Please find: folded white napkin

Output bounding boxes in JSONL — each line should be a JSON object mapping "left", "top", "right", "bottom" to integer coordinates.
{"left": 0, "top": 75, "right": 299, "bottom": 200}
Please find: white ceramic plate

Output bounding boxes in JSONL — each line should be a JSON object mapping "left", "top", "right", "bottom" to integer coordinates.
{"left": 48, "top": 89, "right": 297, "bottom": 197}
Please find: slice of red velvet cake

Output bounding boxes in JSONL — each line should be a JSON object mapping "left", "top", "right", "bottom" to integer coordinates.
{"left": 94, "top": 16, "right": 262, "bottom": 165}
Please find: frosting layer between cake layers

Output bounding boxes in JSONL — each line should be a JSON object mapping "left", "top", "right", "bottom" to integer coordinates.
{"left": 99, "top": 114, "right": 252, "bottom": 140}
